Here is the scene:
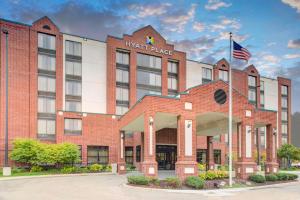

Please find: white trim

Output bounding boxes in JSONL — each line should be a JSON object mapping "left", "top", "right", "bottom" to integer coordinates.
{"left": 185, "top": 120, "right": 193, "bottom": 156}
{"left": 149, "top": 123, "right": 153, "bottom": 156}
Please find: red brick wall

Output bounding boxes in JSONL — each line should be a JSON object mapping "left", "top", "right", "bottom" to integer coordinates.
{"left": 106, "top": 26, "right": 186, "bottom": 114}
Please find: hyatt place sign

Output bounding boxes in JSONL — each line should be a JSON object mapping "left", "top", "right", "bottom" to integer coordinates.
{"left": 125, "top": 40, "right": 173, "bottom": 56}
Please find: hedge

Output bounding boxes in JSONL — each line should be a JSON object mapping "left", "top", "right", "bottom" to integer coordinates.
{"left": 127, "top": 175, "right": 149, "bottom": 185}
{"left": 249, "top": 174, "right": 266, "bottom": 183}
{"left": 199, "top": 170, "right": 229, "bottom": 180}
{"left": 185, "top": 176, "right": 205, "bottom": 189}
{"left": 10, "top": 139, "right": 80, "bottom": 167}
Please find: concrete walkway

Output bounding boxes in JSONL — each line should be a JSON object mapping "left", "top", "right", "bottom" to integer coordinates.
{"left": 0, "top": 174, "right": 299, "bottom": 200}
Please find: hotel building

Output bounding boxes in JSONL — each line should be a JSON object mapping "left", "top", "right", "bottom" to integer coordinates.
{"left": 0, "top": 17, "right": 291, "bottom": 179}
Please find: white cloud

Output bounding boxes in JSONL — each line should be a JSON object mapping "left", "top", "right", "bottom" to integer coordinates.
{"left": 205, "top": 0, "right": 231, "bottom": 10}
{"left": 262, "top": 54, "right": 281, "bottom": 64}
{"left": 128, "top": 3, "right": 171, "bottom": 18}
{"left": 282, "top": 0, "right": 300, "bottom": 13}
{"left": 210, "top": 17, "right": 241, "bottom": 31}
{"left": 288, "top": 39, "right": 300, "bottom": 48}
{"left": 284, "top": 54, "right": 300, "bottom": 59}
{"left": 267, "top": 42, "right": 277, "bottom": 47}
{"left": 162, "top": 4, "right": 197, "bottom": 33}
{"left": 193, "top": 22, "right": 205, "bottom": 32}
{"left": 217, "top": 31, "right": 248, "bottom": 42}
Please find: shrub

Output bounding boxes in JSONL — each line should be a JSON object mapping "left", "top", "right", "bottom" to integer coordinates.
{"left": 265, "top": 174, "right": 278, "bottom": 182}
{"left": 127, "top": 175, "right": 149, "bottom": 185}
{"left": 10, "top": 139, "right": 80, "bottom": 167}
{"left": 56, "top": 143, "right": 80, "bottom": 165}
{"left": 61, "top": 166, "right": 77, "bottom": 174}
{"left": 88, "top": 164, "right": 103, "bottom": 172}
{"left": 148, "top": 177, "right": 160, "bottom": 185}
{"left": 12, "top": 167, "right": 27, "bottom": 173}
{"left": 104, "top": 165, "right": 112, "bottom": 172}
{"left": 126, "top": 164, "right": 136, "bottom": 171}
{"left": 198, "top": 163, "right": 205, "bottom": 171}
{"left": 286, "top": 173, "right": 298, "bottom": 180}
{"left": 163, "top": 177, "right": 181, "bottom": 188}
{"left": 276, "top": 173, "right": 298, "bottom": 180}
{"left": 185, "top": 176, "right": 205, "bottom": 189}
{"left": 249, "top": 174, "right": 266, "bottom": 183}
{"left": 30, "top": 166, "right": 43, "bottom": 172}
{"left": 200, "top": 170, "right": 228, "bottom": 180}
{"left": 275, "top": 173, "right": 289, "bottom": 181}
{"left": 10, "top": 139, "right": 43, "bottom": 166}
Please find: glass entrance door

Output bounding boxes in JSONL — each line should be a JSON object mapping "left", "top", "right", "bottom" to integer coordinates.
{"left": 156, "top": 145, "right": 177, "bottom": 170}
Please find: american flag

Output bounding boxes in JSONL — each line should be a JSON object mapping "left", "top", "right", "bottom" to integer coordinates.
{"left": 233, "top": 40, "right": 251, "bottom": 61}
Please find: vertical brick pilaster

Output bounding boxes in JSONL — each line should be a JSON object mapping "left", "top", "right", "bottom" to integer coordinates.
{"left": 265, "top": 124, "right": 279, "bottom": 174}
{"left": 206, "top": 136, "right": 214, "bottom": 170}
{"left": 118, "top": 131, "right": 126, "bottom": 174}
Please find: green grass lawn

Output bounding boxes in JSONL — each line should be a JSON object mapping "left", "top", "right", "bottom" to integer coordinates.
{"left": 0, "top": 169, "right": 63, "bottom": 178}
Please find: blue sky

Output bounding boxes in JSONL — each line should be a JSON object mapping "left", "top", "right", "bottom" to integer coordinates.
{"left": 1, "top": 0, "right": 300, "bottom": 112}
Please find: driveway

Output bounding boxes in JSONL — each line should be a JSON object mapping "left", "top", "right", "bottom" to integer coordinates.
{"left": 0, "top": 174, "right": 299, "bottom": 200}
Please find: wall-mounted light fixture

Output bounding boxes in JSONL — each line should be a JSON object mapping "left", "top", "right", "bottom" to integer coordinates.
{"left": 273, "top": 128, "right": 277, "bottom": 136}
{"left": 149, "top": 116, "right": 154, "bottom": 126}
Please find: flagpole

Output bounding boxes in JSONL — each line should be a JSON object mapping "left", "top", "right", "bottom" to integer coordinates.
{"left": 229, "top": 32, "right": 233, "bottom": 187}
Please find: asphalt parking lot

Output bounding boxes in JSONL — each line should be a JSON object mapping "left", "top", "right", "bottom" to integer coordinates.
{"left": 0, "top": 173, "right": 299, "bottom": 200}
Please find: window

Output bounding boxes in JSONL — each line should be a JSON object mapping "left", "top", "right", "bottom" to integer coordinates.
{"left": 66, "top": 80, "right": 81, "bottom": 96}
{"left": 116, "top": 69, "right": 129, "bottom": 83}
{"left": 168, "top": 77, "right": 178, "bottom": 90}
{"left": 282, "top": 111, "right": 288, "bottom": 121}
{"left": 202, "top": 68, "right": 212, "bottom": 83}
{"left": 116, "top": 87, "right": 129, "bottom": 102}
{"left": 218, "top": 70, "right": 228, "bottom": 81}
{"left": 116, "top": 105, "right": 128, "bottom": 115}
{"left": 87, "top": 146, "right": 109, "bottom": 165}
{"left": 64, "top": 118, "right": 82, "bottom": 135}
{"left": 281, "top": 85, "right": 288, "bottom": 95}
{"left": 38, "top": 33, "right": 55, "bottom": 50}
{"left": 38, "top": 54, "right": 56, "bottom": 71}
{"left": 38, "top": 119, "right": 55, "bottom": 135}
{"left": 66, "top": 101, "right": 81, "bottom": 112}
{"left": 137, "top": 88, "right": 161, "bottom": 100}
{"left": 213, "top": 149, "right": 221, "bottom": 164}
{"left": 248, "top": 76, "right": 256, "bottom": 87}
{"left": 260, "top": 93, "right": 265, "bottom": 106}
{"left": 136, "top": 145, "right": 141, "bottom": 162}
{"left": 116, "top": 51, "right": 129, "bottom": 65}
{"left": 137, "top": 71, "right": 161, "bottom": 87}
{"left": 248, "top": 89, "right": 256, "bottom": 102}
{"left": 137, "top": 53, "right": 161, "bottom": 69}
{"left": 260, "top": 127, "right": 266, "bottom": 149}
{"left": 282, "top": 136, "right": 288, "bottom": 144}
{"left": 282, "top": 124, "right": 288, "bottom": 134}
{"left": 260, "top": 81, "right": 264, "bottom": 91}
{"left": 38, "top": 97, "right": 55, "bottom": 114}
{"left": 197, "top": 149, "right": 207, "bottom": 164}
{"left": 168, "top": 61, "right": 178, "bottom": 73}
{"left": 65, "top": 41, "right": 82, "bottom": 56}
{"left": 282, "top": 97, "right": 288, "bottom": 108}
{"left": 168, "top": 61, "right": 178, "bottom": 94}
{"left": 66, "top": 61, "right": 82, "bottom": 76}
{"left": 38, "top": 76, "right": 56, "bottom": 92}
{"left": 125, "top": 147, "right": 133, "bottom": 164}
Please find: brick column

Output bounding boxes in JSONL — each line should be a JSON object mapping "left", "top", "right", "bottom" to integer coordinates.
{"left": 206, "top": 136, "right": 215, "bottom": 170}
{"left": 235, "top": 122, "right": 257, "bottom": 179}
{"left": 176, "top": 115, "right": 198, "bottom": 181}
{"left": 265, "top": 124, "right": 279, "bottom": 174}
{"left": 118, "top": 131, "right": 126, "bottom": 174}
{"left": 141, "top": 114, "right": 157, "bottom": 177}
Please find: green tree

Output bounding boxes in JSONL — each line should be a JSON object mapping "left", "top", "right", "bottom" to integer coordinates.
{"left": 56, "top": 143, "right": 80, "bottom": 165}
{"left": 10, "top": 139, "right": 43, "bottom": 166}
{"left": 277, "top": 144, "right": 300, "bottom": 168}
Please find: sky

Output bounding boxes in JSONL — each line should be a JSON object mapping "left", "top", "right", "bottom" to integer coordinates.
{"left": 1, "top": 0, "right": 300, "bottom": 113}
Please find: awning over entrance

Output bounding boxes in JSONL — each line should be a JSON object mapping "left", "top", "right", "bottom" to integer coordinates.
{"left": 196, "top": 112, "right": 241, "bottom": 136}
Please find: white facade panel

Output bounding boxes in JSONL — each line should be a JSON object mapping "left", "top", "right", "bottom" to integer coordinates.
{"left": 246, "top": 125, "right": 252, "bottom": 158}
{"left": 63, "top": 34, "right": 107, "bottom": 114}
{"left": 261, "top": 77, "right": 278, "bottom": 111}
{"left": 186, "top": 60, "right": 214, "bottom": 89}
{"left": 185, "top": 120, "right": 193, "bottom": 156}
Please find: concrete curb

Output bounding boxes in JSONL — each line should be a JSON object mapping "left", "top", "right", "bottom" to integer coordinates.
{"left": 0, "top": 172, "right": 114, "bottom": 181}
{"left": 123, "top": 180, "right": 300, "bottom": 194}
